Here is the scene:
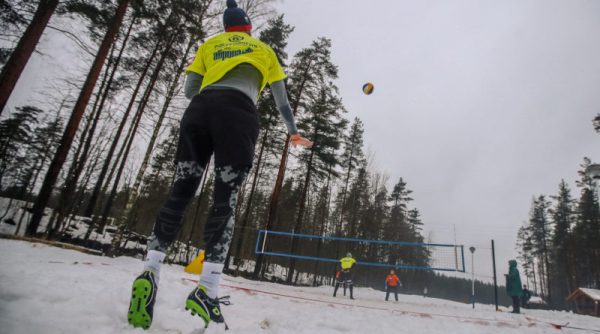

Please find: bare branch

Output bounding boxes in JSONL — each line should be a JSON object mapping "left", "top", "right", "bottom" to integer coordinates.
{"left": 46, "top": 25, "right": 96, "bottom": 57}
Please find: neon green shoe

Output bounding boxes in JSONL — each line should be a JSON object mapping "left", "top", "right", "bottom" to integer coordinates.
{"left": 127, "top": 271, "right": 158, "bottom": 329}
{"left": 185, "top": 285, "right": 230, "bottom": 329}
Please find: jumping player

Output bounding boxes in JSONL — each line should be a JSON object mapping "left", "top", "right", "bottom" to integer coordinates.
{"left": 333, "top": 253, "right": 356, "bottom": 299}
{"left": 127, "top": 0, "right": 312, "bottom": 329}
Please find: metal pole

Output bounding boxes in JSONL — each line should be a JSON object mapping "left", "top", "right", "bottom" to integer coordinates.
{"left": 469, "top": 246, "right": 475, "bottom": 309}
{"left": 492, "top": 239, "right": 499, "bottom": 311}
{"left": 472, "top": 253, "right": 475, "bottom": 308}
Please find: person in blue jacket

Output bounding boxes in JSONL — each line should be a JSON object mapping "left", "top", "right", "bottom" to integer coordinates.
{"left": 505, "top": 259, "right": 523, "bottom": 314}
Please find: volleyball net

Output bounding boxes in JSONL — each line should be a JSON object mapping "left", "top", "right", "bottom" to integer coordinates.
{"left": 255, "top": 230, "right": 465, "bottom": 272}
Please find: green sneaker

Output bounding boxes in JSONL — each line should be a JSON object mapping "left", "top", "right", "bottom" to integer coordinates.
{"left": 127, "top": 271, "right": 158, "bottom": 329}
{"left": 185, "top": 285, "right": 230, "bottom": 329}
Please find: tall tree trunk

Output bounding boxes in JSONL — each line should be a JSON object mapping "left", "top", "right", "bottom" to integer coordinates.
{"left": 313, "top": 161, "right": 333, "bottom": 286}
{"left": 0, "top": 0, "right": 59, "bottom": 114}
{"left": 27, "top": 0, "right": 130, "bottom": 236}
{"left": 83, "top": 37, "right": 161, "bottom": 220}
{"left": 338, "top": 144, "right": 355, "bottom": 233}
{"left": 14, "top": 106, "right": 64, "bottom": 236}
{"left": 253, "top": 63, "right": 312, "bottom": 279}
{"left": 118, "top": 35, "right": 191, "bottom": 233}
{"left": 286, "top": 143, "right": 315, "bottom": 284}
{"left": 541, "top": 222, "right": 552, "bottom": 303}
{"left": 47, "top": 55, "right": 113, "bottom": 237}
{"left": 50, "top": 18, "right": 135, "bottom": 237}
{"left": 230, "top": 114, "right": 274, "bottom": 274}
{"left": 15, "top": 159, "right": 42, "bottom": 236}
{"left": 531, "top": 257, "right": 538, "bottom": 294}
{"left": 332, "top": 130, "right": 361, "bottom": 267}
{"left": 312, "top": 211, "right": 327, "bottom": 286}
{"left": 101, "top": 33, "right": 178, "bottom": 248}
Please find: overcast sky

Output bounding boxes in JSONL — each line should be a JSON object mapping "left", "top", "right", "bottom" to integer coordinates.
{"left": 276, "top": 0, "right": 600, "bottom": 282}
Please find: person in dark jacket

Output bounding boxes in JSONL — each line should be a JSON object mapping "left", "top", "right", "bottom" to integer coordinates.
{"left": 385, "top": 269, "right": 401, "bottom": 301}
{"left": 505, "top": 259, "right": 523, "bottom": 314}
{"left": 521, "top": 285, "right": 532, "bottom": 308}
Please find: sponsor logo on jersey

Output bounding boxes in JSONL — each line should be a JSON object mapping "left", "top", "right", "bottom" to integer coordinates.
{"left": 213, "top": 48, "right": 253, "bottom": 61}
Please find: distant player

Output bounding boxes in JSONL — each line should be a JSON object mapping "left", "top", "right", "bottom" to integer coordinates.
{"left": 333, "top": 252, "right": 356, "bottom": 299}
{"left": 126, "top": 0, "right": 312, "bottom": 330}
{"left": 521, "top": 285, "right": 532, "bottom": 308}
{"left": 385, "top": 269, "right": 401, "bottom": 302}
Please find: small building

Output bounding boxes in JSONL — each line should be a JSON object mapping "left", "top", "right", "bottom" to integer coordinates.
{"left": 566, "top": 288, "right": 600, "bottom": 317}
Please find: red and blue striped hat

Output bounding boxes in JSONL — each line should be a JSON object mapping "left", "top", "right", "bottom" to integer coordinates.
{"left": 223, "top": 0, "right": 252, "bottom": 32}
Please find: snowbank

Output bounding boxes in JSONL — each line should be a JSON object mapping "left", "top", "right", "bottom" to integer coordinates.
{"left": 1, "top": 239, "right": 599, "bottom": 333}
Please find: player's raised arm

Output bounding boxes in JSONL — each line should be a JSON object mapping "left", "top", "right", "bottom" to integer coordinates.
{"left": 270, "top": 79, "right": 313, "bottom": 148}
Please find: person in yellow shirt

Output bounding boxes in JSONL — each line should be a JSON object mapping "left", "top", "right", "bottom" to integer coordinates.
{"left": 334, "top": 253, "right": 357, "bottom": 299}
{"left": 127, "top": 0, "right": 312, "bottom": 330}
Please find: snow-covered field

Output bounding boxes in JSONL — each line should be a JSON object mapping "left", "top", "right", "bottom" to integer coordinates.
{"left": 1, "top": 239, "right": 598, "bottom": 334}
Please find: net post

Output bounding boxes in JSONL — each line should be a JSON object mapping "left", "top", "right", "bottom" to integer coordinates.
{"left": 255, "top": 230, "right": 263, "bottom": 254}
{"left": 454, "top": 245, "right": 459, "bottom": 271}
{"left": 491, "top": 239, "right": 499, "bottom": 311}
{"left": 261, "top": 230, "right": 268, "bottom": 254}
{"left": 461, "top": 245, "right": 466, "bottom": 273}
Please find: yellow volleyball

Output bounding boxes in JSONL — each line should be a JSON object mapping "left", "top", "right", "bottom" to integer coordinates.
{"left": 362, "top": 82, "right": 374, "bottom": 95}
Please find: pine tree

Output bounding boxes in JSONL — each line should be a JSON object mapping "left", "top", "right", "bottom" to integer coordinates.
{"left": 573, "top": 159, "right": 600, "bottom": 289}
{"left": 359, "top": 183, "right": 388, "bottom": 262}
{"left": 129, "top": 125, "right": 180, "bottom": 237}
{"left": 48, "top": 13, "right": 138, "bottom": 238}
{"left": 549, "top": 180, "right": 575, "bottom": 305}
{"left": 286, "top": 82, "right": 346, "bottom": 283}
{"left": 335, "top": 117, "right": 365, "bottom": 237}
{"left": 27, "top": 0, "right": 131, "bottom": 236}
{"left": 95, "top": 7, "right": 187, "bottom": 240}
{"left": 115, "top": 7, "right": 206, "bottom": 241}
{"left": 82, "top": 21, "right": 164, "bottom": 224}
{"left": 0, "top": 106, "right": 43, "bottom": 187}
{"left": 343, "top": 167, "right": 370, "bottom": 240}
{"left": 516, "top": 224, "right": 537, "bottom": 292}
{"left": 0, "top": 0, "right": 60, "bottom": 114}
{"left": 384, "top": 178, "right": 414, "bottom": 266}
{"left": 407, "top": 208, "right": 430, "bottom": 267}
{"left": 310, "top": 182, "right": 332, "bottom": 285}
{"left": 254, "top": 37, "right": 339, "bottom": 278}
{"left": 227, "top": 14, "right": 294, "bottom": 271}
{"left": 529, "top": 195, "right": 552, "bottom": 301}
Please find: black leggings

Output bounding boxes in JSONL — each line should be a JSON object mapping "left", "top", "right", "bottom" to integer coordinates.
{"left": 149, "top": 90, "right": 258, "bottom": 264}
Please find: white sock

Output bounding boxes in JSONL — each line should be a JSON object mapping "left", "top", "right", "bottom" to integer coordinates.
{"left": 144, "top": 250, "right": 166, "bottom": 282}
{"left": 198, "top": 262, "right": 224, "bottom": 299}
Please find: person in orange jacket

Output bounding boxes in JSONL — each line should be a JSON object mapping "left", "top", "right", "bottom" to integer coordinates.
{"left": 385, "top": 269, "right": 402, "bottom": 301}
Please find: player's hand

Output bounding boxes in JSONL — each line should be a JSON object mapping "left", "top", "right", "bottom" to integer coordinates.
{"left": 290, "top": 134, "right": 313, "bottom": 148}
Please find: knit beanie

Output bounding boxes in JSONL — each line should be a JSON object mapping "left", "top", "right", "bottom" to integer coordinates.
{"left": 223, "top": 0, "right": 252, "bottom": 32}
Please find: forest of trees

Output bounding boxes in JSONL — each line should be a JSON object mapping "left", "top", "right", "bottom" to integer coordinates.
{"left": 516, "top": 156, "right": 600, "bottom": 310}
{"left": 2, "top": 0, "right": 598, "bottom": 308}
{"left": 0, "top": 0, "right": 436, "bottom": 289}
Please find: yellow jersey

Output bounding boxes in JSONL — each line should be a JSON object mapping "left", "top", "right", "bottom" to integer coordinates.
{"left": 340, "top": 257, "right": 356, "bottom": 269}
{"left": 186, "top": 32, "right": 286, "bottom": 93}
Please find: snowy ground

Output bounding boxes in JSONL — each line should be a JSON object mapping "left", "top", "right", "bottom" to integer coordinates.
{"left": 1, "top": 239, "right": 599, "bottom": 334}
